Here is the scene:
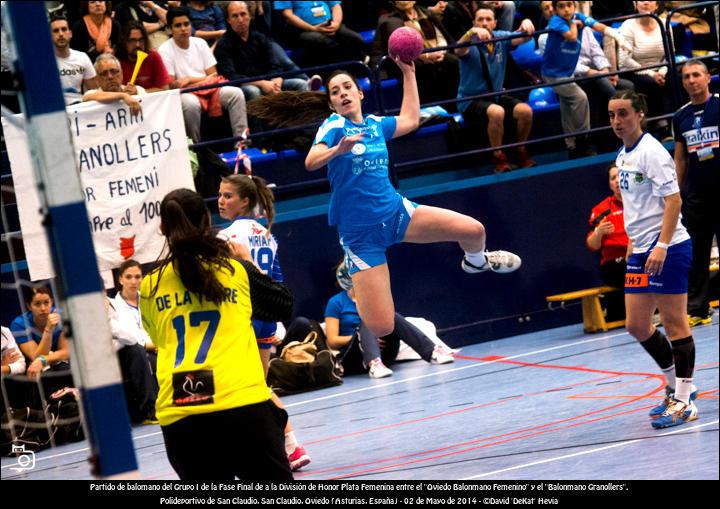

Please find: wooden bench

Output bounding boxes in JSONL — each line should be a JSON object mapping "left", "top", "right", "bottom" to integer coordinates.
{"left": 546, "top": 286, "right": 625, "bottom": 333}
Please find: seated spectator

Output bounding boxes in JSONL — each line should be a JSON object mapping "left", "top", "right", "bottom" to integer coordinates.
{"left": 372, "top": 1, "right": 459, "bottom": 107}
{"left": 538, "top": 3, "right": 634, "bottom": 125}
{"left": 105, "top": 295, "right": 157, "bottom": 424}
{"left": 112, "top": 260, "right": 158, "bottom": 376}
{"left": 71, "top": 1, "right": 121, "bottom": 63}
{"left": 83, "top": 53, "right": 144, "bottom": 116}
{"left": 215, "top": 2, "right": 309, "bottom": 103}
{"left": 275, "top": 1, "right": 367, "bottom": 71}
{"left": 186, "top": 0, "right": 226, "bottom": 48}
{"left": 9, "top": 286, "right": 70, "bottom": 382}
{"left": 541, "top": 0, "right": 629, "bottom": 158}
{"left": 455, "top": 4, "right": 536, "bottom": 172}
{"left": 586, "top": 164, "right": 628, "bottom": 322}
{"left": 159, "top": 6, "right": 248, "bottom": 143}
{"left": 50, "top": 13, "right": 97, "bottom": 105}
{"left": 115, "top": 21, "right": 171, "bottom": 93}
{"left": 114, "top": 0, "right": 171, "bottom": 50}
{"left": 1, "top": 325, "right": 26, "bottom": 377}
{"left": 324, "top": 266, "right": 454, "bottom": 379}
{"left": 619, "top": 1, "right": 674, "bottom": 140}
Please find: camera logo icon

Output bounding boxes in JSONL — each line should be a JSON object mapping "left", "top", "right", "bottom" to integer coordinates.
{"left": 10, "top": 444, "right": 36, "bottom": 473}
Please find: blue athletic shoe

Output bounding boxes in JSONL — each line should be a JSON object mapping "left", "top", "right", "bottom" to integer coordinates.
{"left": 649, "top": 386, "right": 698, "bottom": 419}
{"left": 651, "top": 399, "right": 698, "bottom": 429}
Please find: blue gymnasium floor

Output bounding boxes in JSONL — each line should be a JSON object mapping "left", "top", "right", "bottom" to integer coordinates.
{"left": 2, "top": 319, "right": 718, "bottom": 481}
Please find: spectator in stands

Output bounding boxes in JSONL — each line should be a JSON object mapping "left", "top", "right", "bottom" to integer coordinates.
{"left": 51, "top": 14, "right": 98, "bottom": 105}
{"left": 275, "top": 1, "right": 367, "bottom": 71}
{"left": 113, "top": 259, "right": 158, "bottom": 376}
{"left": 114, "top": 1, "right": 171, "bottom": 50}
{"left": 619, "top": 1, "right": 674, "bottom": 140}
{"left": 324, "top": 265, "right": 454, "bottom": 379}
{"left": 372, "top": 1, "right": 460, "bottom": 107}
{"left": 83, "top": 53, "right": 144, "bottom": 116}
{"left": 488, "top": 1, "right": 515, "bottom": 31}
{"left": 441, "top": 0, "right": 477, "bottom": 40}
{"left": 586, "top": 164, "right": 628, "bottom": 322}
{"left": 541, "top": 0, "right": 629, "bottom": 159}
{"left": 539, "top": 3, "right": 634, "bottom": 127}
{"left": 105, "top": 295, "right": 158, "bottom": 424}
{"left": 455, "top": 4, "right": 536, "bottom": 172}
{"left": 1, "top": 326, "right": 26, "bottom": 377}
{"left": 115, "top": 21, "right": 171, "bottom": 93}
{"left": 159, "top": 6, "right": 248, "bottom": 143}
{"left": 673, "top": 60, "right": 719, "bottom": 327}
{"left": 215, "top": 1, "right": 309, "bottom": 103}
{"left": 71, "top": 1, "right": 122, "bottom": 63}
{"left": 10, "top": 287, "right": 70, "bottom": 381}
{"left": 186, "top": 0, "right": 226, "bottom": 48}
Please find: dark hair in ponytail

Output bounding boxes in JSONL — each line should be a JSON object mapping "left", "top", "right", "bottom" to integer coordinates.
{"left": 221, "top": 174, "right": 276, "bottom": 232}
{"left": 151, "top": 188, "right": 234, "bottom": 305}
{"left": 610, "top": 90, "right": 649, "bottom": 115}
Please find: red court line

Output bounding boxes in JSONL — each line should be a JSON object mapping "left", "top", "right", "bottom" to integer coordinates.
{"left": 297, "top": 358, "right": 667, "bottom": 478}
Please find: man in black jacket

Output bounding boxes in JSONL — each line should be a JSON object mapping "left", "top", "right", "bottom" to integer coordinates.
{"left": 215, "top": 1, "right": 309, "bottom": 103}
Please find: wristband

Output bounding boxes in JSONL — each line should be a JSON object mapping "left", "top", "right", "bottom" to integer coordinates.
{"left": 39, "top": 355, "right": 47, "bottom": 367}
{"left": 465, "top": 29, "right": 474, "bottom": 39}
{"left": 655, "top": 242, "right": 669, "bottom": 250}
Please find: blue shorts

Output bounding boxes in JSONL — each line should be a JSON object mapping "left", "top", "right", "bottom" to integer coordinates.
{"left": 625, "top": 239, "right": 692, "bottom": 294}
{"left": 340, "top": 197, "right": 418, "bottom": 276}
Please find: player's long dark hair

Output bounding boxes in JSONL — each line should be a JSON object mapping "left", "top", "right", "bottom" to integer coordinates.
{"left": 151, "top": 188, "right": 234, "bottom": 305}
{"left": 221, "top": 174, "right": 276, "bottom": 232}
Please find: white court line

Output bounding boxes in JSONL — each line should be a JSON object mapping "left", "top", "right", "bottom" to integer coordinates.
{"left": 4, "top": 331, "right": 630, "bottom": 469}
{"left": 284, "top": 330, "right": 633, "bottom": 408}
{"left": 460, "top": 420, "right": 720, "bottom": 480}
{"left": 0, "top": 430, "right": 164, "bottom": 470}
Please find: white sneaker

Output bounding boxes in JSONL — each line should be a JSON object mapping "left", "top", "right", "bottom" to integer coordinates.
{"left": 462, "top": 250, "right": 522, "bottom": 274}
{"left": 430, "top": 344, "right": 454, "bottom": 365}
{"left": 368, "top": 358, "right": 393, "bottom": 378}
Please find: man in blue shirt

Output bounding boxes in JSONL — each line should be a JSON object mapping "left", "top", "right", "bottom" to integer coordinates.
{"left": 672, "top": 60, "right": 719, "bottom": 327}
{"left": 455, "top": 4, "right": 536, "bottom": 172}
{"left": 541, "top": 0, "right": 629, "bottom": 158}
{"left": 275, "top": 1, "right": 366, "bottom": 70}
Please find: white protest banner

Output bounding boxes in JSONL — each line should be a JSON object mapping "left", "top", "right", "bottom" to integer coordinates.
{"left": 4, "top": 89, "right": 195, "bottom": 281}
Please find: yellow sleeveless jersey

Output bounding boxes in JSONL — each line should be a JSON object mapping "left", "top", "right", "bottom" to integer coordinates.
{"left": 140, "top": 259, "right": 271, "bottom": 426}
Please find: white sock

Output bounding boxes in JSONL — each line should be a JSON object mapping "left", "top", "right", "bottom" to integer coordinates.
{"left": 662, "top": 365, "right": 676, "bottom": 391}
{"left": 464, "top": 250, "right": 487, "bottom": 268}
{"left": 674, "top": 378, "right": 694, "bottom": 404}
{"left": 284, "top": 431, "right": 298, "bottom": 455}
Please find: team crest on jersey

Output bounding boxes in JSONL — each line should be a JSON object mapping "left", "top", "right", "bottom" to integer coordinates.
{"left": 351, "top": 143, "right": 367, "bottom": 155}
{"left": 634, "top": 174, "right": 645, "bottom": 184}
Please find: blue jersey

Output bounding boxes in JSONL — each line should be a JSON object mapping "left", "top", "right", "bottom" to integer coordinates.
{"left": 314, "top": 113, "right": 400, "bottom": 229}
{"left": 542, "top": 15, "right": 583, "bottom": 78}
{"left": 457, "top": 31, "right": 514, "bottom": 113}
{"left": 274, "top": 1, "right": 340, "bottom": 27}
{"left": 10, "top": 309, "right": 62, "bottom": 351}
{"left": 672, "top": 94, "right": 719, "bottom": 203}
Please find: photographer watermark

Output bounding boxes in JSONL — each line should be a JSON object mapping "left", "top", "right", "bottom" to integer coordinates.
{"left": 10, "top": 444, "right": 36, "bottom": 472}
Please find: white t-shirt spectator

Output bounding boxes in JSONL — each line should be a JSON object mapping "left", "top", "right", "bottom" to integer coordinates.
{"left": 2, "top": 325, "right": 26, "bottom": 375}
{"left": 57, "top": 49, "right": 96, "bottom": 105}
{"left": 158, "top": 36, "right": 216, "bottom": 79}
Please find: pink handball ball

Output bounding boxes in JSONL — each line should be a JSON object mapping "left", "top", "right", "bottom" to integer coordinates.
{"left": 388, "top": 27, "right": 423, "bottom": 63}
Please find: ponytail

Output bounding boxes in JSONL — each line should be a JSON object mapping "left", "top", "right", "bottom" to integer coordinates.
{"left": 152, "top": 189, "right": 234, "bottom": 305}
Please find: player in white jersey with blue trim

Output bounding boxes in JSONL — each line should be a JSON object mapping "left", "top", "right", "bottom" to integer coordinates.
{"left": 305, "top": 57, "right": 521, "bottom": 343}
{"left": 217, "top": 174, "right": 311, "bottom": 471}
{"left": 609, "top": 90, "right": 698, "bottom": 429}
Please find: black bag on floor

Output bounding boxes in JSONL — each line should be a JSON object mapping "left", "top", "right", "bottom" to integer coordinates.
{"left": 267, "top": 331, "right": 343, "bottom": 396}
